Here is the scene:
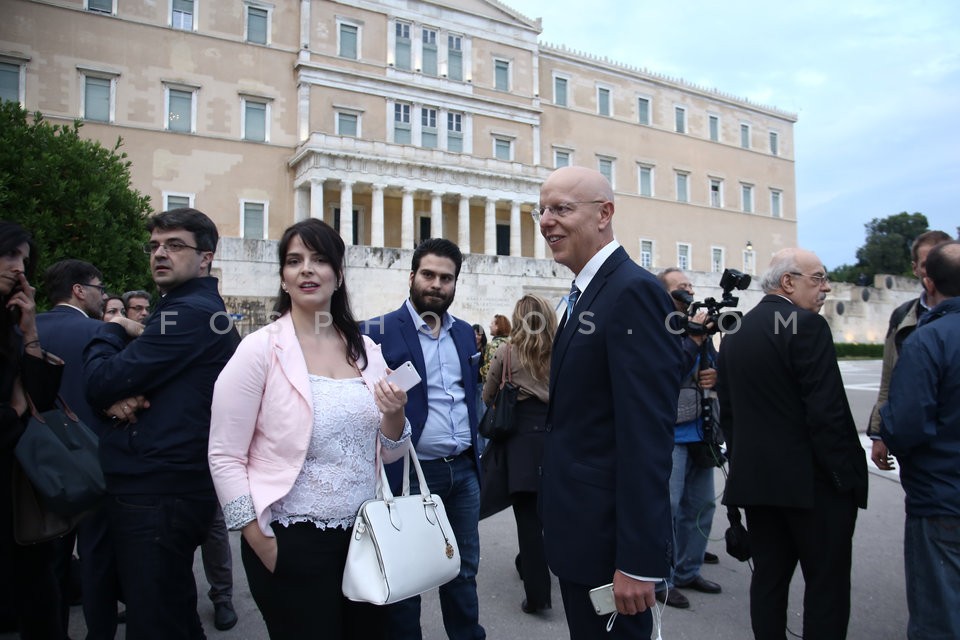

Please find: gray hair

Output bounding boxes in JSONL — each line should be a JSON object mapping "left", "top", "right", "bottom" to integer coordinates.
{"left": 122, "top": 290, "right": 151, "bottom": 307}
{"left": 760, "top": 252, "right": 800, "bottom": 293}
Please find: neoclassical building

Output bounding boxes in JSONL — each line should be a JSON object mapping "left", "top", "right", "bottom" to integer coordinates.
{"left": 2, "top": 0, "right": 797, "bottom": 323}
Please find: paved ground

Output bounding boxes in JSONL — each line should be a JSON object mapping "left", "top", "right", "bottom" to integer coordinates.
{"left": 13, "top": 359, "right": 913, "bottom": 640}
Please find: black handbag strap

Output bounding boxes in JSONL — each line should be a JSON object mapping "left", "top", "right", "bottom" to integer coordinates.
{"left": 499, "top": 344, "right": 513, "bottom": 389}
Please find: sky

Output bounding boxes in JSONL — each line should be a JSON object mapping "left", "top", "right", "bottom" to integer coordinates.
{"left": 505, "top": 0, "right": 960, "bottom": 268}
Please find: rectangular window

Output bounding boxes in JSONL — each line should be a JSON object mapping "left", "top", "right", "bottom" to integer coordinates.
{"left": 166, "top": 87, "right": 194, "bottom": 133}
{"left": 554, "top": 77, "right": 567, "bottom": 107}
{"left": 494, "top": 59, "right": 509, "bottom": 91}
{"left": 771, "top": 189, "right": 782, "bottom": 218}
{"left": 709, "top": 114, "right": 719, "bottom": 142}
{"left": 640, "top": 240, "right": 653, "bottom": 269}
{"left": 554, "top": 150, "right": 570, "bottom": 168}
{"left": 712, "top": 247, "right": 724, "bottom": 273}
{"left": 677, "top": 243, "right": 691, "bottom": 271}
{"left": 710, "top": 178, "right": 723, "bottom": 208}
{"left": 496, "top": 223, "right": 510, "bottom": 256}
{"left": 243, "top": 99, "right": 267, "bottom": 142}
{"left": 741, "top": 183, "right": 754, "bottom": 213}
{"left": 639, "top": 165, "right": 653, "bottom": 197}
{"left": 246, "top": 6, "right": 268, "bottom": 44}
{"left": 447, "top": 35, "right": 463, "bottom": 80}
{"left": 172, "top": 0, "right": 194, "bottom": 30}
{"left": 165, "top": 194, "right": 192, "bottom": 209}
{"left": 395, "top": 22, "right": 411, "bottom": 70}
{"left": 598, "top": 157, "right": 614, "bottom": 185}
{"left": 494, "top": 137, "right": 512, "bottom": 161}
{"left": 598, "top": 87, "right": 610, "bottom": 116}
{"left": 740, "top": 123, "right": 751, "bottom": 149}
{"left": 447, "top": 112, "right": 463, "bottom": 152}
{"left": 769, "top": 131, "right": 779, "bottom": 156}
{"left": 339, "top": 23, "right": 358, "bottom": 59}
{"left": 675, "top": 106, "right": 686, "bottom": 134}
{"left": 421, "top": 107, "right": 438, "bottom": 148}
{"left": 393, "top": 103, "right": 411, "bottom": 144}
{"left": 422, "top": 28, "right": 438, "bottom": 76}
{"left": 0, "top": 63, "right": 20, "bottom": 104}
{"left": 337, "top": 112, "right": 358, "bottom": 137}
{"left": 637, "top": 97, "right": 650, "bottom": 125}
{"left": 334, "top": 207, "right": 360, "bottom": 246}
{"left": 83, "top": 76, "right": 111, "bottom": 122}
{"left": 242, "top": 201, "right": 266, "bottom": 240}
{"left": 87, "top": 0, "right": 113, "bottom": 13}
{"left": 675, "top": 172, "right": 689, "bottom": 203}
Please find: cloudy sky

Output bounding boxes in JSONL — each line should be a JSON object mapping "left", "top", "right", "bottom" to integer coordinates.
{"left": 506, "top": 0, "right": 960, "bottom": 268}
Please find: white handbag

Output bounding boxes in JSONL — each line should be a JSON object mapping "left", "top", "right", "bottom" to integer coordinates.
{"left": 341, "top": 443, "right": 461, "bottom": 605}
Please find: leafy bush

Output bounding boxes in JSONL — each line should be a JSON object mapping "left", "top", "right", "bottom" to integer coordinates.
{"left": 834, "top": 343, "right": 884, "bottom": 359}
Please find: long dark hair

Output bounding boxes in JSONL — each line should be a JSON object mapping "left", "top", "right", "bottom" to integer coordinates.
{"left": 273, "top": 219, "right": 367, "bottom": 370}
{"left": 0, "top": 221, "right": 37, "bottom": 361}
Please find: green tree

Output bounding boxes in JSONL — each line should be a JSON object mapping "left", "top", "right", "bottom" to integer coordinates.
{"left": 829, "top": 212, "right": 929, "bottom": 283}
{"left": 0, "top": 102, "right": 153, "bottom": 306}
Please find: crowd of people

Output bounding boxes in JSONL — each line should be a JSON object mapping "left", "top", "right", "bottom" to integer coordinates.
{"left": 1, "top": 165, "right": 957, "bottom": 640}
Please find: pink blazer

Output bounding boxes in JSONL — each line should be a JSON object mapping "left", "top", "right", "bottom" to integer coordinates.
{"left": 208, "top": 313, "right": 407, "bottom": 537}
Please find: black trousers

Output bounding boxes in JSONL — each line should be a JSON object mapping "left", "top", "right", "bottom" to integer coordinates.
{"left": 511, "top": 491, "right": 551, "bottom": 607}
{"left": 745, "top": 481, "right": 858, "bottom": 640}
{"left": 241, "top": 522, "right": 386, "bottom": 640}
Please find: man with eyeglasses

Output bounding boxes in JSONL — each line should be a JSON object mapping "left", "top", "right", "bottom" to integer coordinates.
{"left": 536, "top": 166, "right": 682, "bottom": 639}
{"left": 716, "top": 248, "right": 867, "bottom": 639}
{"left": 83, "top": 208, "right": 240, "bottom": 639}
{"left": 36, "top": 259, "right": 113, "bottom": 636}
{"left": 122, "top": 290, "right": 152, "bottom": 323}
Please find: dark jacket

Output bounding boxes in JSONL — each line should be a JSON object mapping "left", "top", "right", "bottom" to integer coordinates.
{"left": 880, "top": 297, "right": 960, "bottom": 517}
{"left": 718, "top": 295, "right": 868, "bottom": 510}
{"left": 83, "top": 277, "right": 239, "bottom": 495}
{"left": 867, "top": 296, "right": 926, "bottom": 437}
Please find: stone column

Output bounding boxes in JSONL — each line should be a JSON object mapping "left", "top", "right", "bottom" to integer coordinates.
{"left": 401, "top": 188, "right": 415, "bottom": 250}
{"left": 310, "top": 178, "right": 324, "bottom": 221}
{"left": 430, "top": 192, "right": 443, "bottom": 240}
{"left": 294, "top": 186, "right": 309, "bottom": 222}
{"left": 534, "top": 212, "right": 546, "bottom": 260}
{"left": 510, "top": 200, "right": 521, "bottom": 257}
{"left": 371, "top": 184, "right": 385, "bottom": 247}
{"left": 339, "top": 180, "right": 354, "bottom": 245}
{"left": 484, "top": 198, "right": 497, "bottom": 255}
{"left": 457, "top": 195, "right": 470, "bottom": 253}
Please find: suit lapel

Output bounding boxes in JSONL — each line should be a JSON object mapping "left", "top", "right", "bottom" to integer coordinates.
{"left": 396, "top": 307, "right": 429, "bottom": 410}
{"left": 273, "top": 314, "right": 313, "bottom": 409}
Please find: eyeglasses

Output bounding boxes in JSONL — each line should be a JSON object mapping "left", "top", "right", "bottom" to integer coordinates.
{"left": 127, "top": 304, "right": 150, "bottom": 313}
{"left": 530, "top": 200, "right": 606, "bottom": 223}
{"left": 142, "top": 240, "right": 203, "bottom": 254}
{"left": 789, "top": 272, "right": 830, "bottom": 286}
{"left": 80, "top": 283, "right": 107, "bottom": 294}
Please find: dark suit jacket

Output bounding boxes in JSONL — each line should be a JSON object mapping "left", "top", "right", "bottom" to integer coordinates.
{"left": 362, "top": 302, "right": 482, "bottom": 488}
{"left": 540, "top": 246, "right": 682, "bottom": 586}
{"left": 717, "top": 294, "right": 868, "bottom": 509}
{"left": 36, "top": 305, "right": 105, "bottom": 431}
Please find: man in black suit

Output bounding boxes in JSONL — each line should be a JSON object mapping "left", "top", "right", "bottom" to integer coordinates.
{"left": 537, "top": 166, "right": 682, "bottom": 639}
{"left": 36, "top": 259, "right": 118, "bottom": 639}
{"left": 717, "top": 248, "right": 868, "bottom": 639}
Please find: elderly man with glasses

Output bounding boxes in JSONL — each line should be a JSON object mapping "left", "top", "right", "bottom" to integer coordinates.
{"left": 121, "top": 290, "right": 152, "bottom": 323}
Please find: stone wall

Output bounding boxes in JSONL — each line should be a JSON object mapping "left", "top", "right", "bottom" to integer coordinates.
{"left": 214, "top": 238, "right": 920, "bottom": 343}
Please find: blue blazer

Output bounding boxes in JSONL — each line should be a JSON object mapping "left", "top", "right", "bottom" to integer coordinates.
{"left": 362, "top": 303, "right": 482, "bottom": 488}
{"left": 36, "top": 305, "right": 105, "bottom": 432}
{"left": 540, "top": 246, "right": 683, "bottom": 586}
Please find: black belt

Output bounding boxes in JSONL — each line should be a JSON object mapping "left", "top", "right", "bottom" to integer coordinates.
{"left": 428, "top": 447, "right": 473, "bottom": 464}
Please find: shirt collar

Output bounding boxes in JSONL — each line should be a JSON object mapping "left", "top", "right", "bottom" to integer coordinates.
{"left": 55, "top": 302, "right": 90, "bottom": 318}
{"left": 404, "top": 298, "right": 453, "bottom": 334}
{"left": 573, "top": 239, "right": 620, "bottom": 295}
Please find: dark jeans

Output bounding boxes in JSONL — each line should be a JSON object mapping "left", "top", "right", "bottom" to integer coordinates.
{"left": 109, "top": 492, "right": 217, "bottom": 640}
{"left": 200, "top": 505, "right": 233, "bottom": 605}
{"left": 386, "top": 451, "right": 485, "bottom": 640}
{"left": 904, "top": 515, "right": 960, "bottom": 639}
{"left": 76, "top": 504, "right": 120, "bottom": 640}
{"left": 745, "top": 482, "right": 858, "bottom": 640}
{"left": 241, "top": 522, "right": 385, "bottom": 640}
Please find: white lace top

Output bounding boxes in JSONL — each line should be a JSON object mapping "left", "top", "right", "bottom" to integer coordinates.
{"left": 270, "top": 375, "right": 409, "bottom": 530}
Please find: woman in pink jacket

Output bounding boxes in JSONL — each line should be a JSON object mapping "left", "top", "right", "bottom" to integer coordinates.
{"left": 209, "top": 219, "right": 410, "bottom": 639}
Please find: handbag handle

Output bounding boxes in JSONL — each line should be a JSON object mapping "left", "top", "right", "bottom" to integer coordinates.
{"left": 24, "top": 393, "right": 81, "bottom": 425}
{"left": 375, "top": 441, "right": 432, "bottom": 502}
{"left": 499, "top": 344, "right": 513, "bottom": 390}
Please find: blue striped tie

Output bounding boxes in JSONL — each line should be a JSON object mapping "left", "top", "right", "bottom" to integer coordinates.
{"left": 567, "top": 281, "right": 581, "bottom": 320}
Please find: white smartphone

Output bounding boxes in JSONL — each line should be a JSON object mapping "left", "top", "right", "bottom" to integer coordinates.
{"left": 588, "top": 583, "right": 616, "bottom": 616}
{"left": 384, "top": 361, "right": 422, "bottom": 392}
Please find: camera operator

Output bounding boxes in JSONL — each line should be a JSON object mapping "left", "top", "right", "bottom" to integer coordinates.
{"left": 654, "top": 268, "right": 723, "bottom": 609}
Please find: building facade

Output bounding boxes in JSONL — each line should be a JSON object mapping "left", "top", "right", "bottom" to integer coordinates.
{"left": 2, "top": 0, "right": 797, "bottom": 325}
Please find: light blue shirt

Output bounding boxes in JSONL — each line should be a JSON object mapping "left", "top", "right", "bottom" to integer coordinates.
{"left": 404, "top": 299, "right": 472, "bottom": 460}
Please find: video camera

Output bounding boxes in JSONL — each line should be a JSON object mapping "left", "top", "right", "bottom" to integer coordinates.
{"left": 672, "top": 268, "right": 751, "bottom": 336}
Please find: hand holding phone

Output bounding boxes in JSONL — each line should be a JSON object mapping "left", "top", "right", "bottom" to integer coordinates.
{"left": 384, "top": 361, "right": 422, "bottom": 392}
{"left": 588, "top": 583, "right": 616, "bottom": 615}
